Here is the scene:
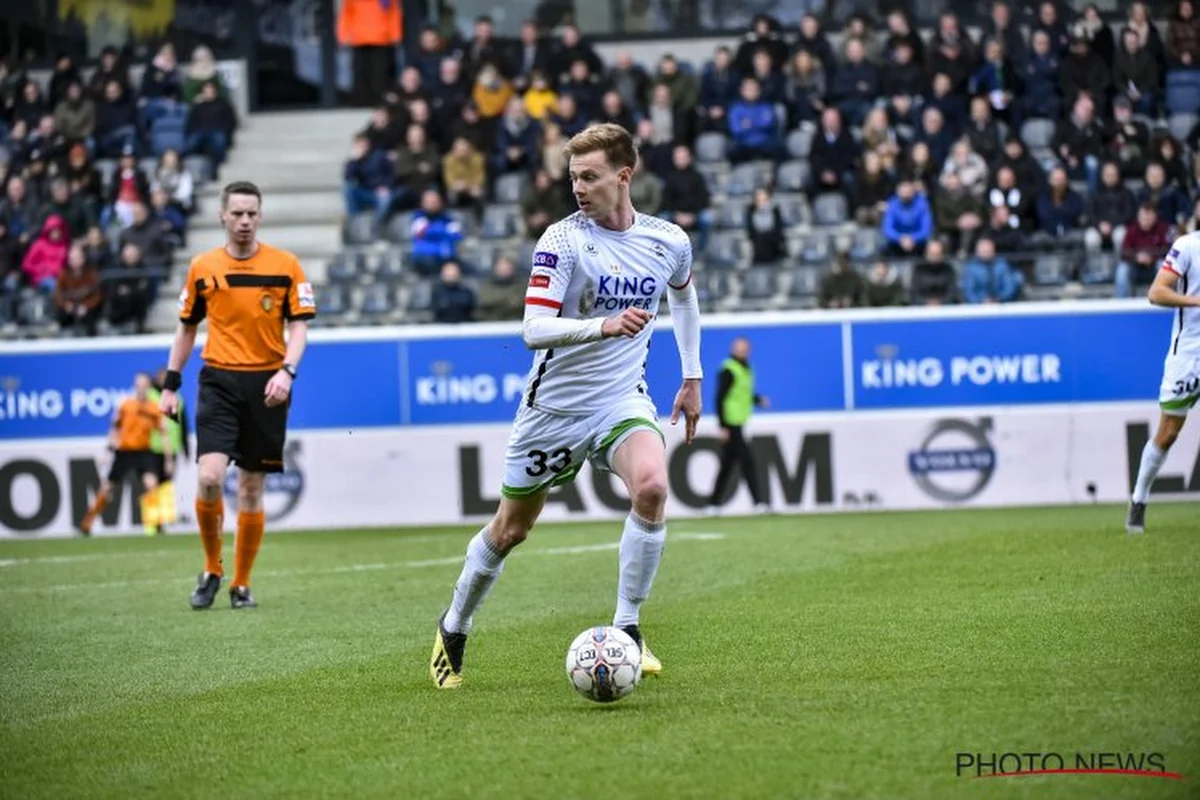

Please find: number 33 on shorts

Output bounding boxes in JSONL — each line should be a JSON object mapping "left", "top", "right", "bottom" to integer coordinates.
{"left": 526, "top": 448, "right": 571, "bottom": 477}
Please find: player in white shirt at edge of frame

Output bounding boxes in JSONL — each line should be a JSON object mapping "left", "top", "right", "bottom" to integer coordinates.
{"left": 1126, "top": 234, "right": 1200, "bottom": 534}
{"left": 429, "top": 123, "right": 704, "bottom": 689}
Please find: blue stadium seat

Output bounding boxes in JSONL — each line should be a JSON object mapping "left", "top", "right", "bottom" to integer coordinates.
{"left": 849, "top": 228, "right": 880, "bottom": 261}
{"left": 1033, "top": 254, "right": 1069, "bottom": 286}
{"left": 495, "top": 173, "right": 528, "bottom": 204}
{"left": 1020, "top": 119, "right": 1055, "bottom": 152}
{"left": 788, "top": 266, "right": 821, "bottom": 300}
{"left": 786, "top": 124, "right": 815, "bottom": 159}
{"left": 386, "top": 212, "right": 415, "bottom": 243}
{"left": 706, "top": 232, "right": 745, "bottom": 270}
{"left": 327, "top": 251, "right": 368, "bottom": 284}
{"left": 799, "top": 232, "right": 831, "bottom": 264}
{"left": 1166, "top": 69, "right": 1200, "bottom": 115}
{"left": 740, "top": 267, "right": 780, "bottom": 306}
{"left": 776, "top": 159, "right": 811, "bottom": 194}
{"left": 377, "top": 248, "right": 407, "bottom": 283}
{"left": 150, "top": 113, "right": 186, "bottom": 156}
{"left": 726, "top": 162, "right": 766, "bottom": 197}
{"left": 812, "top": 192, "right": 848, "bottom": 227}
{"left": 94, "top": 159, "right": 117, "bottom": 193}
{"left": 1169, "top": 112, "right": 1198, "bottom": 142}
{"left": 694, "top": 133, "right": 728, "bottom": 163}
{"left": 407, "top": 279, "right": 434, "bottom": 313}
{"left": 715, "top": 199, "right": 749, "bottom": 229}
{"left": 318, "top": 283, "right": 350, "bottom": 317}
{"left": 183, "top": 154, "right": 214, "bottom": 184}
{"left": 359, "top": 284, "right": 394, "bottom": 318}
{"left": 344, "top": 213, "right": 379, "bottom": 245}
{"left": 480, "top": 205, "right": 516, "bottom": 239}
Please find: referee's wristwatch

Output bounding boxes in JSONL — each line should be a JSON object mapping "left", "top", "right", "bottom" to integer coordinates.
{"left": 281, "top": 363, "right": 297, "bottom": 380}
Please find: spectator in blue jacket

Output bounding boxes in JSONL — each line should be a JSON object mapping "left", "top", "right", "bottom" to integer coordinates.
{"left": 827, "top": 37, "right": 878, "bottom": 126}
{"left": 728, "top": 77, "right": 784, "bottom": 163}
{"left": 882, "top": 179, "right": 934, "bottom": 256}
{"left": 1020, "top": 30, "right": 1062, "bottom": 120}
{"left": 411, "top": 189, "right": 464, "bottom": 277}
{"left": 343, "top": 134, "right": 398, "bottom": 223}
{"left": 961, "top": 236, "right": 1023, "bottom": 303}
{"left": 1035, "top": 166, "right": 1086, "bottom": 243}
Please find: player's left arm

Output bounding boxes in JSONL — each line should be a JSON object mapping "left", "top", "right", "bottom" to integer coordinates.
{"left": 266, "top": 257, "right": 316, "bottom": 407}
{"left": 1149, "top": 243, "right": 1200, "bottom": 307}
{"left": 666, "top": 237, "right": 702, "bottom": 444}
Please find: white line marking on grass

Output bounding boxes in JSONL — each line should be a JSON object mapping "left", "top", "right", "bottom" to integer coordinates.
{"left": 5, "top": 535, "right": 724, "bottom": 594}
{"left": 0, "top": 552, "right": 179, "bottom": 568}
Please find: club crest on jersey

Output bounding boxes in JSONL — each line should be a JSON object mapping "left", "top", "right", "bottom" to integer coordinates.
{"left": 260, "top": 294, "right": 274, "bottom": 312}
{"left": 607, "top": 264, "right": 622, "bottom": 274}
{"left": 532, "top": 251, "right": 558, "bottom": 269}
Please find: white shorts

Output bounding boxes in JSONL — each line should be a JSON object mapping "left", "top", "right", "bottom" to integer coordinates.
{"left": 501, "top": 395, "right": 662, "bottom": 498}
{"left": 1159, "top": 354, "right": 1200, "bottom": 416}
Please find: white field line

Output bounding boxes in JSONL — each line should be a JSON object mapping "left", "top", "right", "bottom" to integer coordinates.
{"left": 2, "top": 532, "right": 726, "bottom": 594}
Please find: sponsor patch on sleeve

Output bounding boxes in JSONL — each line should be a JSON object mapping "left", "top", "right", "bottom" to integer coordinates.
{"left": 178, "top": 287, "right": 188, "bottom": 310}
{"left": 528, "top": 274, "right": 551, "bottom": 289}
{"left": 532, "top": 251, "right": 559, "bottom": 269}
{"left": 297, "top": 281, "right": 316, "bottom": 308}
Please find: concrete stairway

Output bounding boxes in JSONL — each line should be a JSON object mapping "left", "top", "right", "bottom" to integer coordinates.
{"left": 147, "top": 108, "right": 365, "bottom": 331}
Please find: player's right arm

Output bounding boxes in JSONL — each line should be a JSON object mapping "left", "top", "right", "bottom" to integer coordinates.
{"left": 161, "top": 259, "right": 206, "bottom": 416}
{"left": 521, "top": 224, "right": 650, "bottom": 349}
{"left": 1149, "top": 241, "right": 1200, "bottom": 308}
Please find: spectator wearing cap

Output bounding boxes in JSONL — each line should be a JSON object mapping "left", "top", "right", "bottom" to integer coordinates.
{"left": 22, "top": 213, "right": 69, "bottom": 291}
{"left": 105, "top": 147, "right": 151, "bottom": 228}
{"left": 660, "top": 144, "right": 712, "bottom": 251}
{"left": 962, "top": 236, "right": 1023, "bottom": 303}
{"left": 1020, "top": 30, "right": 1063, "bottom": 122}
{"left": 95, "top": 79, "right": 139, "bottom": 157}
{"left": 1114, "top": 27, "right": 1160, "bottom": 116}
{"left": 559, "top": 60, "right": 601, "bottom": 119}
{"left": 828, "top": 37, "right": 877, "bottom": 127}
{"left": 882, "top": 179, "right": 933, "bottom": 257}
{"left": 911, "top": 238, "right": 960, "bottom": 305}
{"left": 1116, "top": 202, "right": 1173, "bottom": 297}
{"left": 1108, "top": 96, "right": 1152, "bottom": 178}
{"left": 184, "top": 80, "right": 236, "bottom": 174}
{"left": 432, "top": 261, "right": 476, "bottom": 323}
{"left": 1035, "top": 166, "right": 1086, "bottom": 245}
{"left": 728, "top": 77, "right": 785, "bottom": 164}
{"left": 700, "top": 46, "right": 742, "bottom": 131}
{"left": 54, "top": 243, "right": 102, "bottom": 336}
{"left": 1053, "top": 93, "right": 1105, "bottom": 192}
{"left": 1085, "top": 160, "right": 1136, "bottom": 256}
{"left": 39, "top": 177, "right": 93, "bottom": 240}
{"left": 53, "top": 80, "right": 95, "bottom": 151}
{"left": 1060, "top": 34, "right": 1112, "bottom": 114}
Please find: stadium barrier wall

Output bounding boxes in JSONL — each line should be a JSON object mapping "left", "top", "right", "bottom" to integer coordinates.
{"left": 0, "top": 301, "right": 1191, "bottom": 537}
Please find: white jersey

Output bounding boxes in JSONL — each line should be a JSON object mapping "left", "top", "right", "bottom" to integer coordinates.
{"left": 1162, "top": 233, "right": 1200, "bottom": 358}
{"left": 521, "top": 211, "right": 693, "bottom": 415}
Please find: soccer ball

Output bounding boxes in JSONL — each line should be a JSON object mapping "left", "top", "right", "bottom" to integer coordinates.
{"left": 565, "top": 626, "right": 642, "bottom": 703}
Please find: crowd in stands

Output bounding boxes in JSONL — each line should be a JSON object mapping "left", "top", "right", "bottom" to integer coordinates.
{"left": 335, "top": 1, "right": 1200, "bottom": 324}
{"left": 0, "top": 43, "right": 235, "bottom": 335}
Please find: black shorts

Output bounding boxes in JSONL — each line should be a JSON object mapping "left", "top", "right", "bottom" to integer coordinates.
{"left": 153, "top": 452, "right": 175, "bottom": 482}
{"left": 108, "top": 450, "right": 158, "bottom": 483}
{"left": 196, "top": 366, "right": 289, "bottom": 473}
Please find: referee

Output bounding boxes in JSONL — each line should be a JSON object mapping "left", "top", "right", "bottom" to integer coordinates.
{"left": 707, "top": 337, "right": 771, "bottom": 514}
{"left": 159, "top": 181, "right": 316, "bottom": 611}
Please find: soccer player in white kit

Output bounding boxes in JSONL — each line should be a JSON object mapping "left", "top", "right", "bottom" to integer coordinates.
{"left": 1126, "top": 233, "right": 1200, "bottom": 533}
{"left": 430, "top": 123, "right": 703, "bottom": 688}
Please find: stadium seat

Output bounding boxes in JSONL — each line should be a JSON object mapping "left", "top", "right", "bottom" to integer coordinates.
{"left": 706, "top": 232, "right": 746, "bottom": 270}
{"left": 786, "top": 123, "right": 815, "bottom": 159}
{"left": 697, "top": 271, "right": 734, "bottom": 310}
{"left": 799, "top": 231, "right": 831, "bottom": 264}
{"left": 1169, "top": 112, "right": 1198, "bottom": 142}
{"left": 777, "top": 196, "right": 805, "bottom": 227}
{"left": 94, "top": 159, "right": 117, "bottom": 193}
{"left": 318, "top": 283, "right": 350, "bottom": 317}
{"left": 377, "top": 249, "right": 407, "bottom": 283}
{"left": 812, "top": 192, "right": 848, "bottom": 227}
{"left": 739, "top": 267, "right": 780, "bottom": 307}
{"left": 359, "top": 283, "right": 394, "bottom": 319}
{"left": 715, "top": 199, "right": 749, "bottom": 229}
{"left": 183, "top": 154, "right": 214, "bottom": 184}
{"left": 696, "top": 163, "right": 728, "bottom": 195}
{"left": 327, "top": 251, "right": 368, "bottom": 284}
{"left": 150, "top": 114, "right": 186, "bottom": 156}
{"left": 17, "top": 292, "right": 54, "bottom": 327}
{"left": 138, "top": 157, "right": 158, "bottom": 178}
{"left": 345, "top": 213, "right": 379, "bottom": 246}
{"left": 1079, "top": 252, "right": 1117, "bottom": 284}
{"left": 386, "top": 212, "right": 415, "bottom": 243}
{"left": 495, "top": 173, "right": 529, "bottom": 204}
{"left": 849, "top": 228, "right": 880, "bottom": 261}
{"left": 1020, "top": 119, "right": 1056, "bottom": 152}
{"left": 1033, "top": 253, "right": 1069, "bottom": 286}
{"left": 694, "top": 132, "right": 729, "bottom": 163}
{"left": 1166, "top": 69, "right": 1200, "bottom": 114}
{"left": 480, "top": 205, "right": 516, "bottom": 239}
{"left": 407, "top": 279, "right": 434, "bottom": 314}
{"left": 776, "top": 160, "right": 811, "bottom": 194}
{"left": 788, "top": 266, "right": 821, "bottom": 301}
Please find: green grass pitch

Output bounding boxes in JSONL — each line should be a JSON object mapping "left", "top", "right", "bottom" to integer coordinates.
{"left": 1, "top": 503, "right": 1197, "bottom": 800}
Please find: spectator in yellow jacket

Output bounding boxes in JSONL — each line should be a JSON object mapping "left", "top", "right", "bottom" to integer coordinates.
{"left": 522, "top": 70, "right": 558, "bottom": 121}
{"left": 472, "top": 62, "right": 513, "bottom": 120}
{"left": 443, "top": 137, "right": 487, "bottom": 216}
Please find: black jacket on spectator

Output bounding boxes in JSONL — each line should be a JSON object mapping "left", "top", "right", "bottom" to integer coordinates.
{"left": 809, "top": 129, "right": 859, "bottom": 181}
{"left": 120, "top": 218, "right": 170, "bottom": 268}
{"left": 95, "top": 95, "right": 137, "bottom": 137}
{"left": 48, "top": 63, "right": 81, "bottom": 107}
{"left": 964, "top": 118, "right": 1003, "bottom": 164}
{"left": 987, "top": 183, "right": 1037, "bottom": 230}
{"left": 791, "top": 33, "right": 837, "bottom": 80}
{"left": 853, "top": 169, "right": 894, "bottom": 213}
{"left": 661, "top": 166, "right": 711, "bottom": 214}
{"left": 432, "top": 281, "right": 476, "bottom": 323}
{"left": 186, "top": 96, "right": 237, "bottom": 137}
{"left": 506, "top": 39, "right": 555, "bottom": 82}
{"left": 881, "top": 61, "right": 926, "bottom": 98}
{"left": 1111, "top": 118, "right": 1153, "bottom": 177}
{"left": 828, "top": 62, "right": 879, "bottom": 108}
{"left": 559, "top": 77, "right": 602, "bottom": 118}
{"left": 429, "top": 78, "right": 470, "bottom": 137}
{"left": 344, "top": 148, "right": 394, "bottom": 190}
{"left": 1113, "top": 48, "right": 1159, "bottom": 95}
{"left": 1059, "top": 51, "right": 1111, "bottom": 111}
{"left": 911, "top": 259, "right": 959, "bottom": 304}
{"left": 1088, "top": 184, "right": 1136, "bottom": 227}
{"left": 140, "top": 64, "right": 181, "bottom": 100}
{"left": 987, "top": 221, "right": 1028, "bottom": 254}
{"left": 996, "top": 148, "right": 1044, "bottom": 192}
{"left": 736, "top": 31, "right": 789, "bottom": 75}
{"left": 1053, "top": 116, "right": 1107, "bottom": 161}
{"left": 551, "top": 42, "right": 604, "bottom": 83}
{"left": 39, "top": 196, "right": 94, "bottom": 240}
{"left": 699, "top": 64, "right": 740, "bottom": 111}
{"left": 105, "top": 168, "right": 151, "bottom": 207}
{"left": 746, "top": 205, "right": 785, "bottom": 265}
{"left": 363, "top": 118, "right": 405, "bottom": 153}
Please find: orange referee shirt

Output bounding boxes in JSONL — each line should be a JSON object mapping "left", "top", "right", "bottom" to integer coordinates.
{"left": 115, "top": 397, "right": 163, "bottom": 452}
{"left": 179, "top": 243, "right": 316, "bottom": 371}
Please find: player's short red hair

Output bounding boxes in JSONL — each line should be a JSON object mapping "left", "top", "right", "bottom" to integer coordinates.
{"left": 563, "top": 123, "right": 638, "bottom": 171}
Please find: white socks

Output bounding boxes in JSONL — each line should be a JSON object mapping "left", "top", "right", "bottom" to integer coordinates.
{"left": 613, "top": 513, "right": 667, "bottom": 629}
{"left": 444, "top": 528, "right": 505, "bottom": 634}
{"left": 1132, "top": 441, "right": 1168, "bottom": 504}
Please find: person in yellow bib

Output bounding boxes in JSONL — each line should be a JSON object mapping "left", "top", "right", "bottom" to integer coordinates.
{"left": 148, "top": 367, "right": 191, "bottom": 535}
{"left": 707, "top": 338, "right": 771, "bottom": 514}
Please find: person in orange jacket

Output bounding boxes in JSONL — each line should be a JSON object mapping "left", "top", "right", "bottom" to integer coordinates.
{"left": 339, "top": 0, "right": 404, "bottom": 107}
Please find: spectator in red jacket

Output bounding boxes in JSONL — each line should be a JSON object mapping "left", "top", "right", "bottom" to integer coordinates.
{"left": 1116, "top": 203, "right": 1173, "bottom": 297}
